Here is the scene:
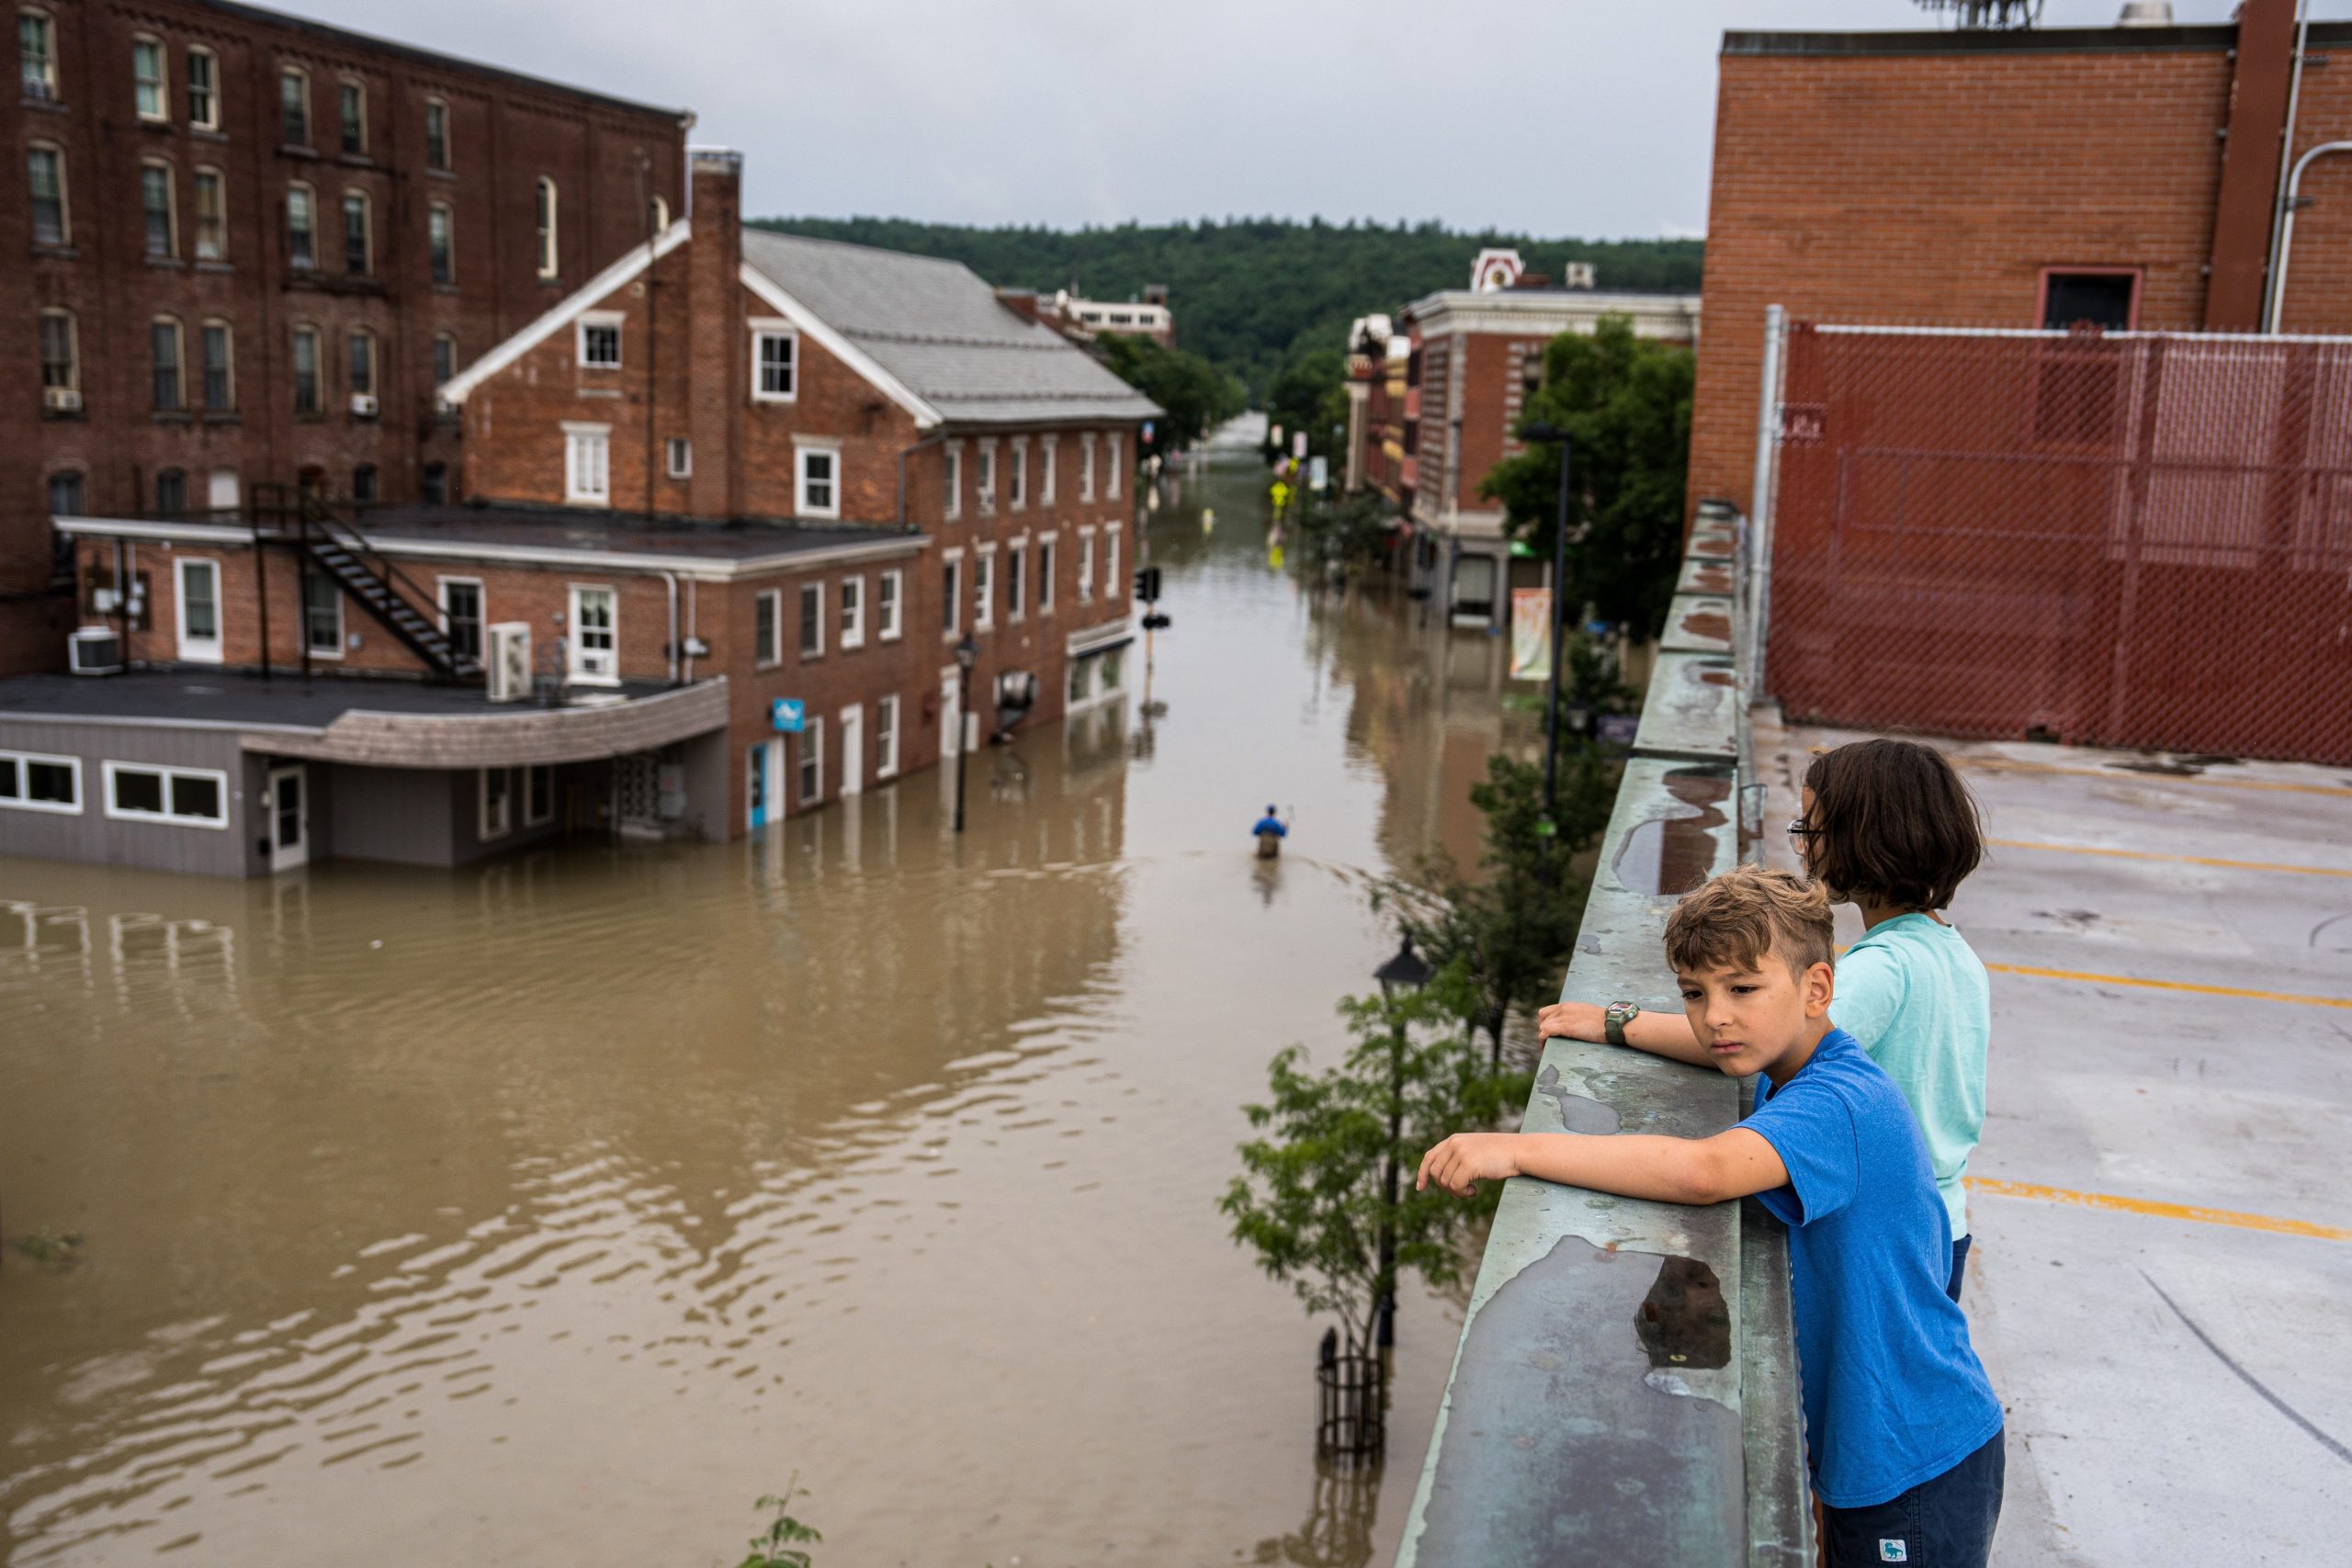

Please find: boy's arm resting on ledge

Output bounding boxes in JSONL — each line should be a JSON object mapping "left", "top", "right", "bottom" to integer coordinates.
{"left": 1537, "top": 1000, "right": 1714, "bottom": 1069}
{"left": 1417, "top": 1127, "right": 1788, "bottom": 1209}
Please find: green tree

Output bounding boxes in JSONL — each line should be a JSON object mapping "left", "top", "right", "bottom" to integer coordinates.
{"left": 1097, "top": 335, "right": 1245, "bottom": 457}
{"left": 1293, "top": 491, "right": 1395, "bottom": 575}
{"left": 1263, "top": 347, "right": 1350, "bottom": 464}
{"left": 1479, "top": 315, "right": 1695, "bottom": 639}
{"left": 737, "top": 1480, "right": 821, "bottom": 1568}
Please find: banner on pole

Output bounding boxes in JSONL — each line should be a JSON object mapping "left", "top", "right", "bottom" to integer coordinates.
{"left": 1510, "top": 589, "right": 1552, "bottom": 682}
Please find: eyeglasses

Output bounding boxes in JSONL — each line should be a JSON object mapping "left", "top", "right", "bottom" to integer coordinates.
{"left": 1785, "top": 818, "right": 1817, "bottom": 840}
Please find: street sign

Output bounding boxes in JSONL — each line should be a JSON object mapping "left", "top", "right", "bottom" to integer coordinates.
{"left": 770, "top": 698, "right": 806, "bottom": 733}
{"left": 1291, "top": 430, "right": 1307, "bottom": 458}
{"left": 1308, "top": 455, "right": 1328, "bottom": 491}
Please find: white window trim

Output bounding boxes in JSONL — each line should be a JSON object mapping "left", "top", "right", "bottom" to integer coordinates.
{"left": 436, "top": 575, "right": 483, "bottom": 651}
{"left": 198, "top": 316, "right": 234, "bottom": 412}
{"left": 666, "top": 437, "right": 691, "bottom": 478}
{"left": 187, "top": 45, "right": 219, "bottom": 130}
{"left": 1007, "top": 537, "right": 1027, "bottom": 624}
{"left": 340, "top": 187, "right": 372, "bottom": 276}
{"left": 876, "top": 693, "right": 900, "bottom": 780}
{"left": 424, "top": 95, "right": 450, "bottom": 170}
{"left": 1010, "top": 435, "right": 1029, "bottom": 512}
{"left": 1041, "top": 434, "right": 1059, "bottom": 504}
{"left": 1108, "top": 433, "right": 1124, "bottom": 500}
{"left": 20, "top": 8, "right": 58, "bottom": 101}
{"left": 841, "top": 574, "right": 865, "bottom": 649}
{"left": 798, "top": 580, "right": 825, "bottom": 660}
{"left": 799, "top": 715, "right": 825, "bottom": 804}
{"left": 535, "top": 176, "right": 559, "bottom": 279}
{"left": 347, "top": 326, "right": 378, "bottom": 399}
{"left": 796, "top": 438, "right": 842, "bottom": 520}
{"left": 337, "top": 76, "right": 367, "bottom": 155}
{"left": 192, "top": 166, "right": 226, "bottom": 262}
{"left": 0, "top": 750, "right": 83, "bottom": 816}
{"left": 427, "top": 200, "right": 455, "bottom": 282}
{"left": 478, "top": 766, "right": 512, "bottom": 840}
{"left": 978, "top": 439, "right": 999, "bottom": 515}
{"left": 524, "top": 763, "right": 553, "bottom": 828}
{"left": 1037, "top": 531, "right": 1057, "bottom": 615}
{"left": 878, "top": 567, "right": 903, "bottom": 642}
{"left": 563, "top": 421, "right": 611, "bottom": 507}
{"left": 756, "top": 587, "right": 784, "bottom": 669}
{"left": 301, "top": 565, "right": 345, "bottom": 660}
{"left": 974, "top": 543, "right": 997, "bottom": 632}
{"left": 1106, "top": 523, "right": 1123, "bottom": 597}
{"left": 943, "top": 441, "right": 962, "bottom": 520}
{"left": 279, "top": 65, "right": 310, "bottom": 147}
{"left": 577, "top": 310, "right": 623, "bottom": 370}
{"left": 286, "top": 180, "right": 316, "bottom": 271}
{"left": 174, "top": 555, "right": 222, "bottom": 662}
{"left": 28, "top": 141, "right": 70, "bottom": 247}
{"left": 1080, "top": 433, "right": 1098, "bottom": 502}
{"left": 132, "top": 33, "right": 168, "bottom": 123}
{"left": 567, "top": 581, "right": 618, "bottom": 686}
{"left": 103, "top": 761, "right": 230, "bottom": 829}
{"left": 141, "top": 157, "right": 178, "bottom": 259}
{"left": 751, "top": 318, "right": 797, "bottom": 403}
{"left": 1078, "top": 526, "right": 1096, "bottom": 604}
{"left": 941, "top": 547, "right": 963, "bottom": 638}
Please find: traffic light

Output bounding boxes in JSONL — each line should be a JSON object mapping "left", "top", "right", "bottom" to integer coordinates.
{"left": 1134, "top": 566, "right": 1162, "bottom": 604}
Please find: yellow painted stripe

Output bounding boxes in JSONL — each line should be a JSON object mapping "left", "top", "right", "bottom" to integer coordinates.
{"left": 1966, "top": 1177, "right": 2352, "bottom": 1243}
{"left": 1956, "top": 756, "right": 2352, "bottom": 799}
{"left": 1987, "top": 838, "right": 2352, "bottom": 880}
{"left": 1985, "top": 961, "right": 2352, "bottom": 1010}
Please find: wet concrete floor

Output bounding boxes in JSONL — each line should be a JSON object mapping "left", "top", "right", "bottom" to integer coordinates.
{"left": 0, "top": 457, "right": 1541, "bottom": 1567}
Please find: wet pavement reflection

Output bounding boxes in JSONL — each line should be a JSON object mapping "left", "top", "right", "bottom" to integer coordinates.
{"left": 0, "top": 455, "right": 1539, "bottom": 1567}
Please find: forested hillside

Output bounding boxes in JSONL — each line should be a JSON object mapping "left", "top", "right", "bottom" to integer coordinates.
{"left": 745, "top": 215, "right": 1703, "bottom": 397}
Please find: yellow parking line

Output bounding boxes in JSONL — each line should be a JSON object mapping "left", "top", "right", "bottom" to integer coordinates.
{"left": 1985, "top": 962, "right": 2352, "bottom": 1010}
{"left": 1987, "top": 838, "right": 2352, "bottom": 880}
{"left": 1966, "top": 1177, "right": 2352, "bottom": 1243}
{"left": 1956, "top": 756, "right": 2352, "bottom": 798}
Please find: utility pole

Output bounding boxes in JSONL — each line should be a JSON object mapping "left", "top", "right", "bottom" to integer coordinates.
{"left": 1521, "top": 423, "right": 1574, "bottom": 819}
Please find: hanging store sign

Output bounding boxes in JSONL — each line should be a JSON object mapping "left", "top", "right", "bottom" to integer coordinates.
{"left": 771, "top": 698, "right": 806, "bottom": 733}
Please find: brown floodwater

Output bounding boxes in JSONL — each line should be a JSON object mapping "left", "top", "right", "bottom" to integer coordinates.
{"left": 0, "top": 455, "right": 1542, "bottom": 1567}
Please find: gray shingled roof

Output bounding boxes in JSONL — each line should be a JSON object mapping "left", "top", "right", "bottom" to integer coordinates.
{"left": 740, "top": 229, "right": 1160, "bottom": 428}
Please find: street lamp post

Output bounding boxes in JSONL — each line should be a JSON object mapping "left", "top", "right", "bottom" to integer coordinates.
{"left": 1519, "top": 422, "right": 1574, "bottom": 819}
{"left": 953, "top": 635, "right": 979, "bottom": 833}
{"left": 1372, "top": 931, "right": 1433, "bottom": 1351}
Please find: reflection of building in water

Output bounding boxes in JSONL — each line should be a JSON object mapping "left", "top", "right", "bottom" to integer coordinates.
{"left": 1247, "top": 1457, "right": 1383, "bottom": 1567}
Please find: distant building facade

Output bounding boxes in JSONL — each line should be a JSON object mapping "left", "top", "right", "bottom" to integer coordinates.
{"left": 1042, "top": 287, "right": 1174, "bottom": 348}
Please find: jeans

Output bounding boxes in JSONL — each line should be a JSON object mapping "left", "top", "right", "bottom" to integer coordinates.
{"left": 1947, "top": 1235, "right": 1972, "bottom": 1303}
{"left": 1821, "top": 1428, "right": 2005, "bottom": 1568}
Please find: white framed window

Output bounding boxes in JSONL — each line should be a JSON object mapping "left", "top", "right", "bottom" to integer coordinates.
{"left": 666, "top": 437, "right": 690, "bottom": 478}
{"left": 104, "top": 761, "right": 228, "bottom": 828}
{"left": 28, "top": 142, "right": 68, "bottom": 246}
{"left": 752, "top": 321, "right": 797, "bottom": 400}
{"left": 797, "top": 442, "right": 839, "bottom": 518}
{"left": 337, "top": 78, "right": 365, "bottom": 155}
{"left": 301, "top": 566, "right": 343, "bottom": 657}
{"left": 1108, "top": 432, "right": 1124, "bottom": 499}
{"left": 1010, "top": 435, "right": 1028, "bottom": 511}
{"left": 878, "top": 568, "right": 902, "bottom": 641}
{"left": 876, "top": 693, "right": 900, "bottom": 780}
{"left": 341, "top": 188, "right": 370, "bottom": 276}
{"left": 534, "top": 175, "right": 558, "bottom": 278}
{"left": 140, "top": 158, "right": 175, "bottom": 258}
{"left": 797, "top": 716, "right": 823, "bottom": 804}
{"left": 1041, "top": 434, "right": 1058, "bottom": 504}
{"left": 0, "top": 750, "right": 81, "bottom": 815}
{"left": 1078, "top": 526, "right": 1096, "bottom": 604}
{"left": 479, "top": 766, "right": 511, "bottom": 840}
{"left": 39, "top": 307, "right": 78, "bottom": 397}
{"left": 192, "top": 166, "right": 224, "bottom": 261}
{"left": 199, "top": 319, "right": 233, "bottom": 412}
{"left": 278, "top": 65, "right": 309, "bottom": 146}
{"left": 1037, "top": 533, "right": 1056, "bottom": 615}
{"left": 978, "top": 440, "right": 998, "bottom": 514}
{"left": 150, "top": 314, "right": 184, "bottom": 410}
{"left": 347, "top": 327, "right": 376, "bottom": 400}
{"left": 942, "top": 549, "right": 962, "bottom": 637}
{"left": 433, "top": 333, "right": 458, "bottom": 391}
{"left": 132, "top": 34, "right": 166, "bottom": 122}
{"left": 755, "top": 588, "right": 783, "bottom": 667}
{"left": 1007, "top": 539, "right": 1026, "bottom": 622}
{"left": 525, "top": 764, "right": 553, "bottom": 827}
{"left": 841, "top": 575, "right": 865, "bottom": 649}
{"left": 943, "top": 442, "right": 962, "bottom": 520}
{"left": 569, "top": 583, "right": 617, "bottom": 683}
{"left": 186, "top": 46, "right": 217, "bottom": 130}
{"left": 20, "top": 9, "right": 58, "bottom": 102}
{"left": 437, "top": 576, "right": 483, "bottom": 663}
{"left": 974, "top": 545, "right": 996, "bottom": 632}
{"left": 564, "top": 422, "right": 610, "bottom": 505}
{"left": 424, "top": 96, "right": 450, "bottom": 171}
{"left": 291, "top": 323, "right": 320, "bottom": 413}
{"left": 286, "top": 181, "right": 315, "bottom": 270}
{"left": 428, "top": 202, "right": 454, "bottom": 284}
{"left": 1080, "top": 433, "right": 1097, "bottom": 501}
{"left": 650, "top": 195, "right": 668, "bottom": 230}
{"left": 798, "top": 581, "right": 824, "bottom": 658}
{"left": 1106, "top": 524, "right": 1122, "bottom": 596}
{"left": 578, "top": 311, "right": 622, "bottom": 369}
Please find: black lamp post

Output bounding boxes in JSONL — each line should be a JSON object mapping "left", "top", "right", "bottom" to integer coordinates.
{"left": 1519, "top": 421, "right": 1574, "bottom": 820}
{"left": 953, "top": 635, "right": 979, "bottom": 833}
{"left": 1372, "top": 932, "right": 1432, "bottom": 1350}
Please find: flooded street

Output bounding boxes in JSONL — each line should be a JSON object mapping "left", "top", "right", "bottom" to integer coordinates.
{"left": 1, "top": 455, "right": 1538, "bottom": 1567}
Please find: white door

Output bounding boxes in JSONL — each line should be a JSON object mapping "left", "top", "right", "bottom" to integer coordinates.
{"left": 839, "top": 704, "right": 864, "bottom": 796}
{"left": 175, "top": 558, "right": 222, "bottom": 662}
{"left": 267, "top": 764, "right": 309, "bottom": 871}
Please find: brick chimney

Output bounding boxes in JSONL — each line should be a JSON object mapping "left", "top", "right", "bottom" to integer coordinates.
{"left": 995, "top": 287, "right": 1041, "bottom": 324}
{"left": 685, "top": 148, "right": 745, "bottom": 520}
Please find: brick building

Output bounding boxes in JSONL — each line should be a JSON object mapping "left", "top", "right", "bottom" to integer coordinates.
{"left": 1689, "top": 3, "right": 2352, "bottom": 518}
{"left": 6, "top": 0, "right": 690, "bottom": 676}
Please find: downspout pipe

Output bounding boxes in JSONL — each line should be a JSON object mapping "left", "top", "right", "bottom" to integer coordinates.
{"left": 2262, "top": 0, "right": 2314, "bottom": 333}
{"left": 658, "top": 570, "right": 680, "bottom": 685}
{"left": 2267, "top": 139, "right": 2352, "bottom": 334}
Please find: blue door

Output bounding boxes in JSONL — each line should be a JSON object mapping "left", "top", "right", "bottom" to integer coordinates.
{"left": 748, "top": 741, "right": 772, "bottom": 830}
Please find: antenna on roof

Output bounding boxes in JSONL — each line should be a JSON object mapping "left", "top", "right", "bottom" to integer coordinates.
{"left": 1912, "top": 0, "right": 2042, "bottom": 26}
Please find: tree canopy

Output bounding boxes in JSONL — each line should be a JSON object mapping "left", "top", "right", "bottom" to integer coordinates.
{"left": 1095, "top": 335, "right": 1245, "bottom": 457}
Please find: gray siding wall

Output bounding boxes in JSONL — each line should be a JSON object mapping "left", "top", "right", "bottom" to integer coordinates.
{"left": 0, "top": 719, "right": 253, "bottom": 877}
{"left": 331, "top": 764, "right": 460, "bottom": 868}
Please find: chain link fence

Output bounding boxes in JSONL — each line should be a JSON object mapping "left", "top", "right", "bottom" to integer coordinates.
{"left": 1762, "top": 322, "right": 2352, "bottom": 765}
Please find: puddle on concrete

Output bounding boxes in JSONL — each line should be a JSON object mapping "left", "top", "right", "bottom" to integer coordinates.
{"left": 1611, "top": 769, "right": 1733, "bottom": 896}
{"left": 1679, "top": 610, "right": 1731, "bottom": 646}
{"left": 1687, "top": 564, "right": 1734, "bottom": 593}
{"left": 1635, "top": 1256, "right": 1731, "bottom": 1371}
{"left": 1534, "top": 1063, "right": 1623, "bottom": 1134}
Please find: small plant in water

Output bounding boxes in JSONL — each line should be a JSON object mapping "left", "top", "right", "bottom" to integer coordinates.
{"left": 6, "top": 1227, "right": 85, "bottom": 1270}
{"left": 737, "top": 1477, "right": 821, "bottom": 1568}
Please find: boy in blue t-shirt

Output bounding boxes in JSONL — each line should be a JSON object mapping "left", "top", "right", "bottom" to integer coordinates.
{"left": 1419, "top": 863, "right": 2005, "bottom": 1566}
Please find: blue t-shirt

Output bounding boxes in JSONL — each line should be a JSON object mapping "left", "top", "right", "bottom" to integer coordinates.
{"left": 1253, "top": 817, "right": 1287, "bottom": 838}
{"left": 1747, "top": 1029, "right": 2004, "bottom": 1508}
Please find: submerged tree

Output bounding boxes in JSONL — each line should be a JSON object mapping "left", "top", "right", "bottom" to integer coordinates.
{"left": 737, "top": 1480, "right": 822, "bottom": 1568}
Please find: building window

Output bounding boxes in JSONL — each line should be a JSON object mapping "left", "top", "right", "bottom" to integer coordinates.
{"left": 279, "top": 66, "right": 308, "bottom": 146}
{"left": 433, "top": 333, "right": 458, "bottom": 389}
{"left": 1080, "top": 433, "right": 1097, "bottom": 501}
{"left": 841, "top": 575, "right": 865, "bottom": 649}
{"left": 798, "top": 581, "right": 823, "bottom": 658}
{"left": 342, "top": 189, "right": 370, "bottom": 275}
{"left": 439, "top": 578, "right": 482, "bottom": 660}
{"left": 978, "top": 441, "right": 998, "bottom": 514}
{"left": 1010, "top": 436, "right": 1028, "bottom": 510}
{"left": 943, "top": 552, "right": 961, "bottom": 636}
{"left": 876, "top": 693, "right": 899, "bottom": 780}
{"left": 28, "top": 143, "right": 66, "bottom": 246}
{"left": 104, "top": 762, "right": 229, "bottom": 828}
{"left": 650, "top": 195, "right": 668, "bottom": 231}
{"left": 755, "top": 588, "right": 782, "bottom": 667}
{"left": 1108, "top": 433, "right": 1124, "bottom": 500}
{"left": 301, "top": 566, "right": 343, "bottom": 654}
{"left": 19, "top": 9, "right": 58, "bottom": 101}
{"left": 479, "top": 766, "right": 511, "bottom": 840}
{"left": 424, "top": 97, "right": 450, "bottom": 171}
{"left": 944, "top": 442, "right": 962, "bottom": 519}
{"left": 1100, "top": 647, "right": 1124, "bottom": 694}
{"left": 797, "top": 716, "right": 823, "bottom": 804}
{"left": 200, "top": 319, "right": 232, "bottom": 412}
{"left": 192, "top": 167, "right": 224, "bottom": 260}
{"left": 2041, "top": 269, "right": 2139, "bottom": 333}
{"left": 1041, "top": 434, "right": 1058, "bottom": 504}
{"left": 974, "top": 547, "right": 995, "bottom": 632}
{"left": 665, "top": 437, "right": 690, "bottom": 478}
{"left": 0, "top": 750, "right": 80, "bottom": 815}
{"left": 348, "top": 329, "right": 375, "bottom": 404}
{"left": 286, "top": 183, "right": 315, "bottom": 270}
{"left": 534, "top": 176, "right": 557, "bottom": 279}
{"left": 1106, "top": 524, "right": 1122, "bottom": 595}
{"left": 421, "top": 462, "right": 447, "bottom": 505}
{"left": 526, "top": 764, "right": 552, "bottom": 827}
{"left": 150, "top": 315, "right": 183, "bottom": 411}
{"left": 564, "top": 423, "right": 610, "bottom": 505}
{"left": 1037, "top": 536, "right": 1055, "bottom": 614}
{"left": 141, "top": 159, "right": 175, "bottom": 258}
{"left": 39, "top": 308, "right": 76, "bottom": 397}
{"left": 49, "top": 468, "right": 84, "bottom": 519}
{"left": 579, "top": 313, "right": 621, "bottom": 369}
{"left": 797, "top": 445, "right": 838, "bottom": 518}
{"left": 291, "top": 325, "right": 319, "bottom": 413}
{"left": 752, "top": 324, "right": 796, "bottom": 400}
{"left": 154, "top": 468, "right": 186, "bottom": 513}
{"left": 428, "top": 202, "right": 453, "bottom": 284}
{"left": 207, "top": 467, "right": 238, "bottom": 513}
{"left": 1007, "top": 539, "right": 1026, "bottom": 621}
{"left": 338, "top": 79, "right": 365, "bottom": 154}
{"left": 351, "top": 464, "right": 376, "bottom": 503}
{"left": 1078, "top": 528, "right": 1095, "bottom": 602}
{"left": 175, "top": 556, "right": 220, "bottom": 660}
{"left": 132, "top": 34, "right": 165, "bottom": 121}
{"left": 878, "top": 569, "right": 902, "bottom": 641}
{"left": 569, "top": 584, "right": 616, "bottom": 682}
{"left": 186, "top": 46, "right": 217, "bottom": 130}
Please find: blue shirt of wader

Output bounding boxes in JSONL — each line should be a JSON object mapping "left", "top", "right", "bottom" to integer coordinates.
{"left": 1747, "top": 1029, "right": 2004, "bottom": 1508}
{"left": 1252, "top": 817, "right": 1287, "bottom": 838}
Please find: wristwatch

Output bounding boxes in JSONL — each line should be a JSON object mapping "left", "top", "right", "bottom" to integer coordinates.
{"left": 1604, "top": 1000, "right": 1642, "bottom": 1046}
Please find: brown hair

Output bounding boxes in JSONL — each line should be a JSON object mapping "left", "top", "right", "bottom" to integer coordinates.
{"left": 1663, "top": 864, "right": 1835, "bottom": 978}
{"left": 1801, "top": 739, "right": 1983, "bottom": 911}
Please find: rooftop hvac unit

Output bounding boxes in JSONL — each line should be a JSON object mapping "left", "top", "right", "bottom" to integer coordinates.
{"left": 43, "top": 386, "right": 82, "bottom": 413}
{"left": 486, "top": 621, "right": 531, "bottom": 703}
{"left": 68, "top": 626, "right": 122, "bottom": 675}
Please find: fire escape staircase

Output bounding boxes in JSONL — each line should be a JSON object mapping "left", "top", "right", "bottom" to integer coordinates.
{"left": 298, "top": 512, "right": 482, "bottom": 682}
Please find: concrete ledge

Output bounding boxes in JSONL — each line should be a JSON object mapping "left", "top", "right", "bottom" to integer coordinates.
{"left": 1634, "top": 653, "right": 1740, "bottom": 763}
{"left": 1664, "top": 593, "right": 1736, "bottom": 656}
{"left": 243, "top": 678, "right": 729, "bottom": 768}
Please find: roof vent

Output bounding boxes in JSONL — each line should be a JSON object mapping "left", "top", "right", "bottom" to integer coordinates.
{"left": 2116, "top": 2, "right": 2172, "bottom": 25}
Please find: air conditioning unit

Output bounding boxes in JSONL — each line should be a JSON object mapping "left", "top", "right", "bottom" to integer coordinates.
{"left": 43, "top": 386, "right": 82, "bottom": 413}
{"left": 68, "top": 626, "right": 122, "bottom": 675}
{"left": 350, "top": 392, "right": 379, "bottom": 418}
{"left": 486, "top": 621, "right": 531, "bottom": 703}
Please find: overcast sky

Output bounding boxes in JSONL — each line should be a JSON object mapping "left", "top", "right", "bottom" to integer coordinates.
{"left": 279, "top": 0, "right": 2342, "bottom": 237}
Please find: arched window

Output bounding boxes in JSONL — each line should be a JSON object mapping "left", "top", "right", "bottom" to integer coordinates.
{"left": 286, "top": 180, "right": 315, "bottom": 270}
{"left": 131, "top": 32, "right": 166, "bottom": 121}
{"left": 535, "top": 176, "right": 558, "bottom": 279}
{"left": 139, "top": 156, "right": 175, "bottom": 258}
{"left": 27, "top": 141, "right": 68, "bottom": 246}
{"left": 199, "top": 318, "right": 233, "bottom": 412}
{"left": 149, "top": 314, "right": 184, "bottom": 411}
{"left": 278, "top": 64, "right": 309, "bottom": 147}
{"left": 290, "top": 323, "right": 320, "bottom": 414}
{"left": 38, "top": 307, "right": 78, "bottom": 405}
{"left": 424, "top": 96, "right": 450, "bottom": 171}
{"left": 341, "top": 187, "right": 370, "bottom": 276}
{"left": 650, "top": 194, "right": 669, "bottom": 231}
{"left": 154, "top": 468, "right": 187, "bottom": 513}
{"left": 192, "top": 164, "right": 224, "bottom": 260}
{"left": 49, "top": 468, "right": 85, "bottom": 519}
{"left": 186, "top": 45, "right": 218, "bottom": 130}
{"left": 20, "top": 8, "right": 59, "bottom": 101}
{"left": 428, "top": 200, "right": 454, "bottom": 284}
{"left": 337, "top": 77, "right": 365, "bottom": 154}
{"left": 347, "top": 327, "right": 376, "bottom": 408}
